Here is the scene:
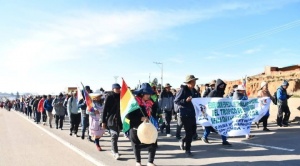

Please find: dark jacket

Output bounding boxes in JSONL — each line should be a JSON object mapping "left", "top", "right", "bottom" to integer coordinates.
{"left": 203, "top": 88, "right": 211, "bottom": 98}
{"left": 43, "top": 99, "right": 53, "bottom": 112}
{"left": 126, "top": 99, "right": 158, "bottom": 129}
{"left": 208, "top": 79, "right": 227, "bottom": 98}
{"left": 174, "top": 85, "right": 200, "bottom": 117}
{"left": 32, "top": 99, "right": 40, "bottom": 111}
{"left": 158, "top": 90, "right": 174, "bottom": 112}
{"left": 102, "top": 92, "right": 122, "bottom": 130}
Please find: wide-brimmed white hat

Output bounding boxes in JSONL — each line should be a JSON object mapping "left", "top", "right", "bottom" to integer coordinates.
{"left": 236, "top": 85, "right": 246, "bottom": 91}
{"left": 89, "top": 92, "right": 103, "bottom": 100}
{"left": 260, "top": 81, "right": 267, "bottom": 89}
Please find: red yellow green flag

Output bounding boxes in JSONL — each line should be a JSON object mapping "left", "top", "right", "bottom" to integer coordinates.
{"left": 120, "top": 78, "right": 140, "bottom": 132}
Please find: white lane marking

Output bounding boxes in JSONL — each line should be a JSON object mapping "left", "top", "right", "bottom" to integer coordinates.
{"left": 208, "top": 137, "right": 295, "bottom": 152}
{"left": 15, "top": 112, "right": 105, "bottom": 166}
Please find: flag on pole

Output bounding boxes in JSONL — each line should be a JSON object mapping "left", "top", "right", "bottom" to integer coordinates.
{"left": 81, "top": 82, "right": 95, "bottom": 113}
{"left": 120, "top": 78, "right": 141, "bottom": 132}
{"left": 77, "top": 87, "right": 83, "bottom": 101}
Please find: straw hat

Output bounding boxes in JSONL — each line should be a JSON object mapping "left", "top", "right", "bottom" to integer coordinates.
{"left": 137, "top": 121, "right": 158, "bottom": 144}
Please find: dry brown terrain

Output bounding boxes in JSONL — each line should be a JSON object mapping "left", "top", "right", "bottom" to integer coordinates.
{"left": 224, "top": 71, "right": 300, "bottom": 98}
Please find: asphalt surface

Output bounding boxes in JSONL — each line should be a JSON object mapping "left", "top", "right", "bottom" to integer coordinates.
{"left": 0, "top": 108, "right": 300, "bottom": 166}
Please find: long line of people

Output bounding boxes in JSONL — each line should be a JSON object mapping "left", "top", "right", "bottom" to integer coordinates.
{"left": 1, "top": 75, "right": 294, "bottom": 166}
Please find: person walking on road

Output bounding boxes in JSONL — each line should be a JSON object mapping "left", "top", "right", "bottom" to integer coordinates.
{"left": 159, "top": 83, "right": 174, "bottom": 137}
{"left": 89, "top": 92, "right": 105, "bottom": 151}
{"left": 202, "top": 79, "right": 231, "bottom": 146}
{"left": 78, "top": 86, "right": 93, "bottom": 141}
{"left": 174, "top": 75, "right": 200, "bottom": 157}
{"left": 33, "top": 96, "right": 41, "bottom": 123}
{"left": 256, "top": 81, "right": 273, "bottom": 131}
{"left": 44, "top": 95, "right": 54, "bottom": 128}
{"left": 52, "top": 93, "right": 65, "bottom": 130}
{"left": 126, "top": 83, "right": 158, "bottom": 166}
{"left": 38, "top": 95, "right": 47, "bottom": 125}
{"left": 67, "top": 91, "right": 81, "bottom": 137}
{"left": 232, "top": 85, "right": 254, "bottom": 139}
{"left": 276, "top": 80, "right": 293, "bottom": 127}
{"left": 102, "top": 83, "right": 122, "bottom": 160}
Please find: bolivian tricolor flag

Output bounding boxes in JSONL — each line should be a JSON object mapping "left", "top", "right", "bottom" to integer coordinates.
{"left": 120, "top": 78, "right": 141, "bottom": 132}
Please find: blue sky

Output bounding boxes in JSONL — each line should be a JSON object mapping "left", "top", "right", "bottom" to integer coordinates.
{"left": 1, "top": 0, "right": 300, "bottom": 94}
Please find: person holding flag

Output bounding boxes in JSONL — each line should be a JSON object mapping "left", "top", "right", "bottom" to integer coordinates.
{"left": 123, "top": 81, "right": 158, "bottom": 166}
{"left": 79, "top": 85, "right": 93, "bottom": 141}
{"left": 101, "top": 83, "right": 122, "bottom": 160}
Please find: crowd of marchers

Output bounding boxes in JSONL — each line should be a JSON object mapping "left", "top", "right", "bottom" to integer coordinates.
{"left": 0, "top": 74, "right": 294, "bottom": 166}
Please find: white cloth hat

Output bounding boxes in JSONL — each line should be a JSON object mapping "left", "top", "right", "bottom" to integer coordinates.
{"left": 137, "top": 121, "right": 158, "bottom": 144}
{"left": 260, "top": 81, "right": 267, "bottom": 89}
{"left": 236, "top": 85, "right": 246, "bottom": 91}
{"left": 89, "top": 92, "right": 103, "bottom": 100}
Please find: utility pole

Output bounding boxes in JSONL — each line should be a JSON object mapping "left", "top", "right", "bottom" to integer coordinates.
{"left": 153, "top": 62, "right": 163, "bottom": 92}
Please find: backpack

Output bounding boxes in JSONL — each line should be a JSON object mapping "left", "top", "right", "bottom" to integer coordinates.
{"left": 272, "top": 91, "right": 277, "bottom": 105}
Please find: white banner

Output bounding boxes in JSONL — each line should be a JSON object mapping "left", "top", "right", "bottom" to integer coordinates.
{"left": 192, "top": 97, "right": 271, "bottom": 136}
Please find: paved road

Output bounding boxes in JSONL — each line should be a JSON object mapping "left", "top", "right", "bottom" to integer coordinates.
{"left": 1, "top": 108, "right": 300, "bottom": 166}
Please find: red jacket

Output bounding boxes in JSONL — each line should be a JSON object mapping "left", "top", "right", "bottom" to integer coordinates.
{"left": 38, "top": 98, "right": 45, "bottom": 113}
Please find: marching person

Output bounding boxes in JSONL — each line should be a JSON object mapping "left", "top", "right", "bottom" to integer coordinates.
{"left": 63, "top": 93, "right": 70, "bottom": 117}
{"left": 67, "top": 91, "right": 81, "bottom": 137}
{"left": 126, "top": 83, "right": 158, "bottom": 166}
{"left": 256, "top": 81, "right": 273, "bottom": 131}
{"left": 33, "top": 96, "right": 41, "bottom": 123}
{"left": 52, "top": 93, "right": 65, "bottom": 130}
{"left": 202, "top": 79, "right": 231, "bottom": 146}
{"left": 102, "top": 83, "right": 122, "bottom": 160}
{"left": 232, "top": 85, "right": 254, "bottom": 139}
{"left": 79, "top": 86, "right": 93, "bottom": 141}
{"left": 44, "top": 95, "right": 54, "bottom": 128}
{"left": 276, "top": 80, "right": 292, "bottom": 127}
{"left": 89, "top": 92, "right": 105, "bottom": 151}
{"left": 159, "top": 83, "right": 174, "bottom": 137}
{"left": 38, "top": 95, "right": 47, "bottom": 125}
{"left": 174, "top": 75, "right": 200, "bottom": 157}
{"left": 203, "top": 80, "right": 216, "bottom": 98}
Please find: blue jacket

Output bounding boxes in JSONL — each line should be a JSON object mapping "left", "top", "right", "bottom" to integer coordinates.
{"left": 276, "top": 86, "right": 290, "bottom": 105}
{"left": 174, "top": 85, "right": 200, "bottom": 117}
{"left": 277, "top": 86, "right": 288, "bottom": 101}
{"left": 43, "top": 99, "right": 53, "bottom": 112}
